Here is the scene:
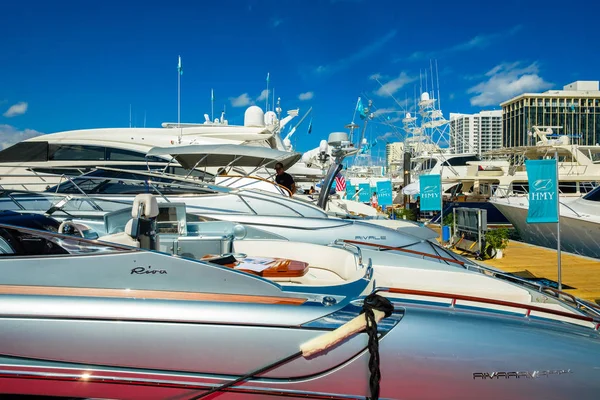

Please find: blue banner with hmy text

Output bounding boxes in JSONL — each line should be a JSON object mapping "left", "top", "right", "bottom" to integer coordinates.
{"left": 419, "top": 174, "right": 442, "bottom": 211}
{"left": 526, "top": 159, "right": 559, "bottom": 223}
{"left": 376, "top": 180, "right": 393, "bottom": 207}
{"left": 358, "top": 183, "right": 371, "bottom": 202}
{"left": 346, "top": 184, "right": 356, "bottom": 200}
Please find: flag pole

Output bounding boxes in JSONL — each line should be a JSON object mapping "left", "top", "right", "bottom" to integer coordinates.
{"left": 211, "top": 89, "right": 214, "bottom": 123}
{"left": 265, "top": 72, "right": 270, "bottom": 112}
{"left": 177, "top": 55, "right": 182, "bottom": 143}
{"left": 555, "top": 149, "right": 562, "bottom": 290}
{"left": 440, "top": 168, "right": 444, "bottom": 243}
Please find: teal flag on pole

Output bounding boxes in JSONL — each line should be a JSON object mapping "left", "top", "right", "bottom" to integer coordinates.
{"left": 419, "top": 174, "right": 442, "bottom": 211}
{"left": 526, "top": 159, "right": 559, "bottom": 223}
{"left": 346, "top": 183, "right": 356, "bottom": 200}
{"left": 357, "top": 97, "right": 366, "bottom": 119}
{"left": 358, "top": 183, "right": 370, "bottom": 202}
{"left": 376, "top": 180, "right": 393, "bottom": 207}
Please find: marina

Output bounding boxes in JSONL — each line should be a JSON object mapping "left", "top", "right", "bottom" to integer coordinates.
{"left": 2, "top": 2, "right": 600, "bottom": 398}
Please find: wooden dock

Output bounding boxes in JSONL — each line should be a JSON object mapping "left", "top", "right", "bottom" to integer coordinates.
{"left": 428, "top": 225, "right": 600, "bottom": 304}
{"left": 478, "top": 241, "right": 600, "bottom": 304}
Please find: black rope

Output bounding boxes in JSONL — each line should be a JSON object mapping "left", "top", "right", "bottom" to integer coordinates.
{"left": 361, "top": 293, "right": 394, "bottom": 400}
{"left": 189, "top": 351, "right": 302, "bottom": 399}
{"left": 188, "top": 294, "right": 394, "bottom": 400}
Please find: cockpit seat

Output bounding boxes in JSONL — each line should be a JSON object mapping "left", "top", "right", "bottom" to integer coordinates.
{"left": 100, "top": 194, "right": 160, "bottom": 250}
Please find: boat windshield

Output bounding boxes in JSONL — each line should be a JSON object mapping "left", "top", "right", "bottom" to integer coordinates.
{"left": 583, "top": 185, "right": 600, "bottom": 202}
{"left": 47, "top": 169, "right": 214, "bottom": 195}
{"left": 0, "top": 224, "right": 135, "bottom": 256}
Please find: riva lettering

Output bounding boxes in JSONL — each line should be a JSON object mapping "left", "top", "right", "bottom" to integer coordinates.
{"left": 130, "top": 266, "right": 167, "bottom": 275}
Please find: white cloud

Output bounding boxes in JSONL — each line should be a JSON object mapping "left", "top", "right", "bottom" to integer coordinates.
{"left": 402, "top": 25, "right": 522, "bottom": 62}
{"left": 256, "top": 89, "right": 269, "bottom": 102}
{"left": 467, "top": 62, "right": 552, "bottom": 106}
{"left": 230, "top": 93, "right": 252, "bottom": 107}
{"left": 313, "top": 30, "right": 397, "bottom": 77}
{"left": 376, "top": 132, "right": 397, "bottom": 141}
{"left": 298, "top": 91, "right": 314, "bottom": 101}
{"left": 271, "top": 17, "right": 283, "bottom": 27}
{"left": 0, "top": 124, "right": 43, "bottom": 149}
{"left": 371, "top": 72, "right": 417, "bottom": 97}
{"left": 3, "top": 102, "right": 28, "bottom": 118}
{"left": 373, "top": 107, "right": 402, "bottom": 116}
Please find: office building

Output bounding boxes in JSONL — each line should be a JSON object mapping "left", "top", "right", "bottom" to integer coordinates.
{"left": 449, "top": 110, "right": 502, "bottom": 155}
{"left": 501, "top": 81, "right": 600, "bottom": 147}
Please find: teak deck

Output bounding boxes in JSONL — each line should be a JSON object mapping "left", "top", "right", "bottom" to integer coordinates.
{"left": 427, "top": 224, "right": 600, "bottom": 304}
{"left": 479, "top": 241, "right": 600, "bottom": 304}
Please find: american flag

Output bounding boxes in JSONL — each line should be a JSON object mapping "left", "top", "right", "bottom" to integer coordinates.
{"left": 335, "top": 173, "right": 347, "bottom": 192}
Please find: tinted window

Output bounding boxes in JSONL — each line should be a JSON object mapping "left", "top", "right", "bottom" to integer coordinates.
{"left": 32, "top": 167, "right": 93, "bottom": 175}
{"left": 583, "top": 186, "right": 600, "bottom": 202}
{"left": 107, "top": 148, "right": 166, "bottom": 162}
{"left": 49, "top": 144, "right": 105, "bottom": 161}
{"left": 443, "top": 156, "right": 479, "bottom": 166}
{"left": 0, "top": 141, "right": 48, "bottom": 162}
{"left": 106, "top": 148, "right": 146, "bottom": 161}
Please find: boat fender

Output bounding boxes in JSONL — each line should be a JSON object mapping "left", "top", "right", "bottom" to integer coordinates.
{"left": 190, "top": 293, "right": 394, "bottom": 400}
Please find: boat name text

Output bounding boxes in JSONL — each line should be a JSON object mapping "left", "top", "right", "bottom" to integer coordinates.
{"left": 131, "top": 266, "right": 168, "bottom": 275}
{"left": 354, "top": 236, "right": 387, "bottom": 241}
{"left": 473, "top": 369, "right": 572, "bottom": 380}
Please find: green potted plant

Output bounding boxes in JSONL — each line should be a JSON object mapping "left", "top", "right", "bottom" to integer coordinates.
{"left": 484, "top": 228, "right": 509, "bottom": 259}
{"left": 394, "top": 207, "right": 416, "bottom": 221}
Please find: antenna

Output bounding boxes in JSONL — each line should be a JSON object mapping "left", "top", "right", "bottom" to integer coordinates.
{"left": 144, "top": 110, "right": 147, "bottom": 128}
{"left": 129, "top": 104, "right": 132, "bottom": 128}
{"left": 272, "top": 88, "right": 275, "bottom": 114}
{"left": 430, "top": 59, "right": 435, "bottom": 101}
{"left": 265, "top": 72, "right": 270, "bottom": 112}
{"left": 436, "top": 59, "right": 441, "bottom": 111}
{"left": 211, "top": 88, "right": 215, "bottom": 122}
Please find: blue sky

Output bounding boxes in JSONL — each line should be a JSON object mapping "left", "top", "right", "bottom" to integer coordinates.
{"left": 1, "top": 0, "right": 598, "bottom": 157}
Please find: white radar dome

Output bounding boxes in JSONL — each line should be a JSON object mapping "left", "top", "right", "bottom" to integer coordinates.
{"left": 420, "top": 92, "right": 430, "bottom": 101}
{"left": 244, "top": 106, "right": 265, "bottom": 127}
{"left": 264, "top": 111, "right": 277, "bottom": 125}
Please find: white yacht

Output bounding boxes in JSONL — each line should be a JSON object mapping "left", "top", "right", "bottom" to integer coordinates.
{"left": 491, "top": 185, "right": 600, "bottom": 259}
{"left": 456, "top": 126, "right": 600, "bottom": 201}
{"left": 0, "top": 105, "right": 323, "bottom": 191}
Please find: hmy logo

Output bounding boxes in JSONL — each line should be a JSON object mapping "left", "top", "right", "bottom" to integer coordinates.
{"left": 421, "top": 185, "right": 439, "bottom": 199}
{"left": 530, "top": 178, "right": 555, "bottom": 201}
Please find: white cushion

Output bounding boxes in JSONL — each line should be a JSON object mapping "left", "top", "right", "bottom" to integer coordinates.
{"left": 124, "top": 219, "right": 136, "bottom": 237}
{"left": 99, "top": 231, "right": 140, "bottom": 248}
{"left": 132, "top": 194, "right": 159, "bottom": 218}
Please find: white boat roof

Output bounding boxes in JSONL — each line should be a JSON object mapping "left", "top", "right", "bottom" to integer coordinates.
{"left": 146, "top": 144, "right": 302, "bottom": 170}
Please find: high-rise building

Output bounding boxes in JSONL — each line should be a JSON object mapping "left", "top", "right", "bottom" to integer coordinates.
{"left": 385, "top": 142, "right": 404, "bottom": 171}
{"left": 449, "top": 110, "right": 502, "bottom": 155}
{"left": 501, "top": 81, "right": 600, "bottom": 147}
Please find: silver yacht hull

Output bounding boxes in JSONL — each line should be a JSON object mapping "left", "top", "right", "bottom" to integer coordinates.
{"left": 0, "top": 225, "right": 599, "bottom": 399}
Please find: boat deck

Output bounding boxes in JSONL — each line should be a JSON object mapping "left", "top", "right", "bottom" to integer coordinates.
{"left": 430, "top": 226, "right": 600, "bottom": 304}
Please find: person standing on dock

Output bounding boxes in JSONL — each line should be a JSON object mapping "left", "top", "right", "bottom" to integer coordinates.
{"left": 371, "top": 192, "right": 378, "bottom": 209}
